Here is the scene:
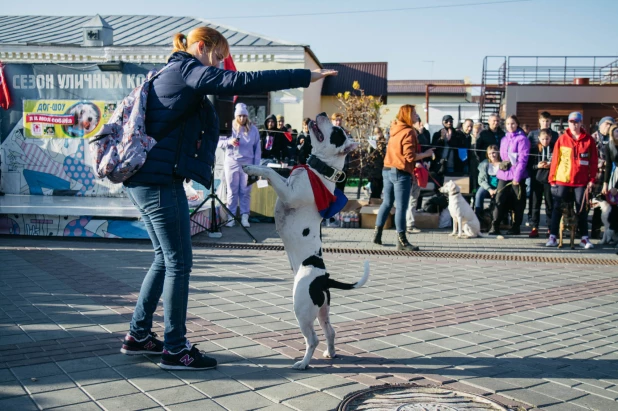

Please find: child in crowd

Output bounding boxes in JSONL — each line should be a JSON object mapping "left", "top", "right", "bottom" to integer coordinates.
{"left": 475, "top": 145, "right": 501, "bottom": 218}
{"left": 528, "top": 129, "right": 553, "bottom": 238}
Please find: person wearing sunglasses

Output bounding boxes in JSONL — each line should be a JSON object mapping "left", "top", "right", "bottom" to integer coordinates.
{"left": 120, "top": 26, "right": 337, "bottom": 371}
{"left": 546, "top": 112, "right": 598, "bottom": 249}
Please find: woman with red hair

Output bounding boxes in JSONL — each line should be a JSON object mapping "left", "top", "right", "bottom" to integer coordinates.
{"left": 373, "top": 105, "right": 434, "bottom": 250}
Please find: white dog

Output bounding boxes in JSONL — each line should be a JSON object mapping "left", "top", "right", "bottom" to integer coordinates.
{"left": 66, "top": 103, "right": 100, "bottom": 137}
{"left": 591, "top": 194, "right": 618, "bottom": 245}
{"left": 243, "top": 113, "right": 369, "bottom": 370}
{"left": 439, "top": 180, "right": 482, "bottom": 238}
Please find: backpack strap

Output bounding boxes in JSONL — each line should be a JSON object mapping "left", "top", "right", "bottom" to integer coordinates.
{"left": 146, "top": 63, "right": 173, "bottom": 82}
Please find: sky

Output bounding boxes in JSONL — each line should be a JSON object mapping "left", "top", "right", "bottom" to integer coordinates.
{"left": 3, "top": 0, "right": 618, "bottom": 83}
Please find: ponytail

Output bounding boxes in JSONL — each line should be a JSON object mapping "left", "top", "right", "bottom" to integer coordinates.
{"left": 170, "top": 27, "right": 230, "bottom": 61}
{"left": 172, "top": 33, "right": 188, "bottom": 53}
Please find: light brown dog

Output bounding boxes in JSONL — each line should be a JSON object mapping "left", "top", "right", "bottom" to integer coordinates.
{"left": 558, "top": 202, "right": 577, "bottom": 249}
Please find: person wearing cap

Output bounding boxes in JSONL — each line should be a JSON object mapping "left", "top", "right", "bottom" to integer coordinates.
{"left": 546, "top": 112, "right": 598, "bottom": 249}
{"left": 219, "top": 103, "right": 261, "bottom": 228}
{"left": 430, "top": 115, "right": 465, "bottom": 184}
{"left": 592, "top": 116, "right": 615, "bottom": 154}
{"left": 591, "top": 116, "right": 615, "bottom": 238}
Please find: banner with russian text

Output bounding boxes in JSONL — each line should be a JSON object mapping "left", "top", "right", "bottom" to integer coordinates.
{"left": 22, "top": 100, "right": 116, "bottom": 138}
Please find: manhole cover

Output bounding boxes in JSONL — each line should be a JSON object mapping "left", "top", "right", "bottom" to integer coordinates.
{"left": 338, "top": 384, "right": 511, "bottom": 411}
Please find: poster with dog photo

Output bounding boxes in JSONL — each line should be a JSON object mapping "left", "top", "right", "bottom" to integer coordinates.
{"left": 22, "top": 100, "right": 114, "bottom": 138}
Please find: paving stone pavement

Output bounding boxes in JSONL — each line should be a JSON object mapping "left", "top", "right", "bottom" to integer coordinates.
{"left": 0, "top": 233, "right": 617, "bottom": 411}
{"left": 193, "top": 221, "right": 618, "bottom": 260}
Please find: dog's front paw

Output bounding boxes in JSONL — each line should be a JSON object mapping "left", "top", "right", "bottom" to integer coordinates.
{"left": 323, "top": 350, "right": 336, "bottom": 359}
{"left": 457, "top": 235, "right": 469, "bottom": 239}
{"left": 292, "top": 361, "right": 309, "bottom": 370}
{"left": 448, "top": 232, "right": 456, "bottom": 237}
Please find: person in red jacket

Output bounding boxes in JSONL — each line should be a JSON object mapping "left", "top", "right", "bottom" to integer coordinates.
{"left": 546, "top": 112, "right": 598, "bottom": 248}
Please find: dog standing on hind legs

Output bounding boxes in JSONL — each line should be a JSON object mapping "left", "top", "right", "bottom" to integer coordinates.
{"left": 558, "top": 201, "right": 578, "bottom": 249}
{"left": 243, "top": 113, "right": 369, "bottom": 369}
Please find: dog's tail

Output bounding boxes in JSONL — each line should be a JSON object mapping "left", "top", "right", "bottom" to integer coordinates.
{"left": 326, "top": 260, "right": 369, "bottom": 290}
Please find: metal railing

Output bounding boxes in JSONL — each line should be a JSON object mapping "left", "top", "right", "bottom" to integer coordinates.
{"left": 482, "top": 56, "right": 618, "bottom": 85}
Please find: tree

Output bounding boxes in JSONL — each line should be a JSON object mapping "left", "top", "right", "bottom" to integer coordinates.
{"left": 336, "top": 81, "right": 386, "bottom": 199}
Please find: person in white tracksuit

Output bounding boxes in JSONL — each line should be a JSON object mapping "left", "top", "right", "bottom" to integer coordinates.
{"left": 219, "top": 103, "right": 261, "bottom": 227}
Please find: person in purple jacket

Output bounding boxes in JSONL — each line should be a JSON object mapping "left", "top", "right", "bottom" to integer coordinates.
{"left": 220, "top": 103, "right": 261, "bottom": 228}
{"left": 489, "top": 115, "right": 530, "bottom": 236}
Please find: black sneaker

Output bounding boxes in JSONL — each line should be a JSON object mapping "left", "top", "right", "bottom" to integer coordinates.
{"left": 159, "top": 344, "right": 217, "bottom": 371}
{"left": 120, "top": 332, "right": 164, "bottom": 355}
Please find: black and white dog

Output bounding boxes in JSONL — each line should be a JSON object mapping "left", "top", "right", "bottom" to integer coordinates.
{"left": 243, "top": 113, "right": 369, "bottom": 369}
{"left": 591, "top": 194, "right": 618, "bottom": 245}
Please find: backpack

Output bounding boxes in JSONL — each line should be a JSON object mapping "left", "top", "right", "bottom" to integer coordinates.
{"left": 89, "top": 65, "right": 171, "bottom": 184}
{"left": 422, "top": 193, "right": 448, "bottom": 214}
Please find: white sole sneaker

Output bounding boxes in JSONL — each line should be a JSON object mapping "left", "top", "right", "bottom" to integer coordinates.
{"left": 120, "top": 348, "right": 162, "bottom": 355}
{"left": 158, "top": 363, "right": 216, "bottom": 371}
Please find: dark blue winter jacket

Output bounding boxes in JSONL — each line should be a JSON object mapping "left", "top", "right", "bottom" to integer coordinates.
{"left": 127, "top": 51, "right": 311, "bottom": 187}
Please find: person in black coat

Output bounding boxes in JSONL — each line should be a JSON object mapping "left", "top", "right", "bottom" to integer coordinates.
{"left": 297, "top": 118, "right": 312, "bottom": 165}
{"left": 527, "top": 129, "right": 554, "bottom": 238}
{"left": 430, "top": 115, "right": 465, "bottom": 184}
{"left": 413, "top": 114, "right": 430, "bottom": 148}
{"left": 526, "top": 111, "right": 559, "bottom": 221}
{"left": 476, "top": 114, "right": 505, "bottom": 153}
{"left": 366, "top": 127, "right": 387, "bottom": 199}
{"left": 123, "top": 26, "right": 337, "bottom": 371}
{"left": 259, "top": 114, "right": 288, "bottom": 164}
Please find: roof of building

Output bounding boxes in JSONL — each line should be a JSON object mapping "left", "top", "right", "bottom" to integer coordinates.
{"left": 388, "top": 80, "right": 467, "bottom": 95}
{"left": 0, "top": 15, "right": 295, "bottom": 47}
{"left": 321, "top": 62, "right": 388, "bottom": 97}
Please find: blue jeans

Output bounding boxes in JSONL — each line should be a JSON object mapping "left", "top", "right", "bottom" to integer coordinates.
{"left": 474, "top": 187, "right": 494, "bottom": 213}
{"left": 125, "top": 181, "right": 192, "bottom": 352}
{"left": 376, "top": 169, "right": 411, "bottom": 232}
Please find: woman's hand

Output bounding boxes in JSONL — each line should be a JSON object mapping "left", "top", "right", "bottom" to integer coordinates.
{"left": 489, "top": 189, "right": 497, "bottom": 196}
{"left": 512, "top": 180, "right": 519, "bottom": 186}
{"left": 422, "top": 148, "right": 434, "bottom": 159}
{"left": 602, "top": 183, "right": 608, "bottom": 195}
{"left": 310, "top": 69, "right": 338, "bottom": 83}
{"left": 232, "top": 138, "right": 240, "bottom": 147}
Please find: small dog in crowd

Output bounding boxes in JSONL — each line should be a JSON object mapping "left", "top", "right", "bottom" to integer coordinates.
{"left": 243, "top": 113, "right": 369, "bottom": 370}
{"left": 558, "top": 201, "right": 578, "bottom": 249}
{"left": 591, "top": 194, "right": 618, "bottom": 245}
{"left": 439, "top": 180, "right": 482, "bottom": 238}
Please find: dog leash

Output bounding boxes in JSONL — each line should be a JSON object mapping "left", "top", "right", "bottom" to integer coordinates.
{"left": 579, "top": 187, "right": 591, "bottom": 214}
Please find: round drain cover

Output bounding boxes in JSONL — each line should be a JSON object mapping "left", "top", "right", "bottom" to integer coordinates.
{"left": 338, "top": 384, "right": 510, "bottom": 411}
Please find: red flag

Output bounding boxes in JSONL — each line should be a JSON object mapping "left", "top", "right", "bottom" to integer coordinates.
{"left": 283, "top": 131, "right": 293, "bottom": 142}
{"left": 223, "top": 55, "right": 237, "bottom": 72}
{"left": 0, "top": 62, "right": 12, "bottom": 110}
{"left": 223, "top": 56, "right": 238, "bottom": 104}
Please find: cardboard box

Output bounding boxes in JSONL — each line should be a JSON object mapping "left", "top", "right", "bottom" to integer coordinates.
{"left": 250, "top": 184, "right": 277, "bottom": 218}
{"left": 412, "top": 211, "right": 439, "bottom": 229}
{"left": 342, "top": 199, "right": 369, "bottom": 213}
{"left": 360, "top": 206, "right": 393, "bottom": 229}
{"left": 444, "top": 176, "right": 469, "bottom": 194}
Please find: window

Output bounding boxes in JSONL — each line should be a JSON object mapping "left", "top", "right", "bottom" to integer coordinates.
{"left": 87, "top": 30, "right": 100, "bottom": 40}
